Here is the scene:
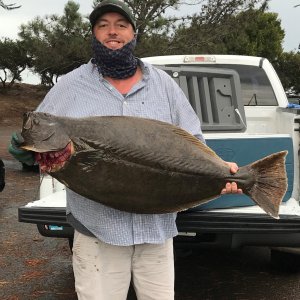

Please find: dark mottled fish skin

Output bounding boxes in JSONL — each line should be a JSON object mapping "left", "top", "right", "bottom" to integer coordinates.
{"left": 20, "top": 112, "right": 288, "bottom": 218}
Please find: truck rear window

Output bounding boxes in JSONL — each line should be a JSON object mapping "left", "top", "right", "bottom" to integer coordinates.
{"left": 190, "top": 64, "right": 277, "bottom": 106}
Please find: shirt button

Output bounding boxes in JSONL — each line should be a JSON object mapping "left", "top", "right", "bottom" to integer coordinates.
{"left": 124, "top": 101, "right": 127, "bottom": 105}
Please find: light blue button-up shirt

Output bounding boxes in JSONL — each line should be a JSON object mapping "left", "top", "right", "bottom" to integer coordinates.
{"left": 37, "top": 59, "right": 204, "bottom": 246}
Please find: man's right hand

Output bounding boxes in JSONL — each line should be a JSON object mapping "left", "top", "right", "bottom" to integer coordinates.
{"left": 8, "top": 132, "right": 35, "bottom": 166}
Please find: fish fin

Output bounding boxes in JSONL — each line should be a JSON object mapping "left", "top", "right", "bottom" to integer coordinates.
{"left": 154, "top": 120, "right": 219, "bottom": 158}
{"left": 245, "top": 151, "right": 288, "bottom": 219}
{"left": 116, "top": 116, "right": 219, "bottom": 159}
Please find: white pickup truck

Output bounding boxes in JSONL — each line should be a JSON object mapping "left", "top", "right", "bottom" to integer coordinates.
{"left": 18, "top": 55, "right": 300, "bottom": 260}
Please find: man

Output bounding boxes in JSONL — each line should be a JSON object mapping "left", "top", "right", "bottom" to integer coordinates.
{"left": 8, "top": 1, "right": 242, "bottom": 299}
{"left": 0, "top": 159, "right": 4, "bottom": 192}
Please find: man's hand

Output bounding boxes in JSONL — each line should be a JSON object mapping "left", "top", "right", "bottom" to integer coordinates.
{"left": 220, "top": 162, "right": 243, "bottom": 195}
{"left": 8, "top": 132, "right": 35, "bottom": 166}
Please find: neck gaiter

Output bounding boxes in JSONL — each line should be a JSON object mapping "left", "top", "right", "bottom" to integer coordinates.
{"left": 91, "top": 36, "right": 138, "bottom": 79}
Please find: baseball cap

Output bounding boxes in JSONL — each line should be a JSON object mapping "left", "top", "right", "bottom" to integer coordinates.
{"left": 89, "top": 0, "right": 136, "bottom": 31}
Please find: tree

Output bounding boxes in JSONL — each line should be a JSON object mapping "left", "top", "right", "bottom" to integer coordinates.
{"left": 273, "top": 52, "right": 300, "bottom": 94}
{"left": 0, "top": 0, "right": 20, "bottom": 9}
{"left": 0, "top": 38, "right": 31, "bottom": 88}
{"left": 135, "top": 0, "right": 270, "bottom": 55}
{"left": 19, "top": 1, "right": 91, "bottom": 85}
{"left": 222, "top": 9, "right": 284, "bottom": 61}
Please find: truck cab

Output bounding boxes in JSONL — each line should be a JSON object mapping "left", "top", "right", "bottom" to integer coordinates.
{"left": 18, "top": 55, "right": 300, "bottom": 253}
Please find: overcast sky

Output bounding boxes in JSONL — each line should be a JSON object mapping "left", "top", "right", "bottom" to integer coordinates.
{"left": 0, "top": 0, "right": 299, "bottom": 83}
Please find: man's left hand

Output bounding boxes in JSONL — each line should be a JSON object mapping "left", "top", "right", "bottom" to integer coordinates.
{"left": 220, "top": 162, "right": 243, "bottom": 195}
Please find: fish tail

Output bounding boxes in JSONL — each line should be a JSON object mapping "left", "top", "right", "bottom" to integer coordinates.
{"left": 244, "top": 151, "right": 288, "bottom": 219}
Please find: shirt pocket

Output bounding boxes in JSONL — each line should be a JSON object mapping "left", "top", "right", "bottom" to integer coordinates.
{"left": 126, "top": 98, "right": 173, "bottom": 123}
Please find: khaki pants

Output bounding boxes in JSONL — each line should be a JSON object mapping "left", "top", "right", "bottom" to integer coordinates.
{"left": 72, "top": 230, "right": 174, "bottom": 300}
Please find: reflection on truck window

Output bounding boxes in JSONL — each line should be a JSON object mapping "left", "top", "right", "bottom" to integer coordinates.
{"left": 191, "top": 64, "right": 277, "bottom": 106}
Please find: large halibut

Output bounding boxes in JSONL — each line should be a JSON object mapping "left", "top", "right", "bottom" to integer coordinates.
{"left": 19, "top": 112, "right": 288, "bottom": 218}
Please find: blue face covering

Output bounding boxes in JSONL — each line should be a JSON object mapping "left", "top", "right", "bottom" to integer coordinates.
{"left": 91, "top": 36, "right": 138, "bottom": 79}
